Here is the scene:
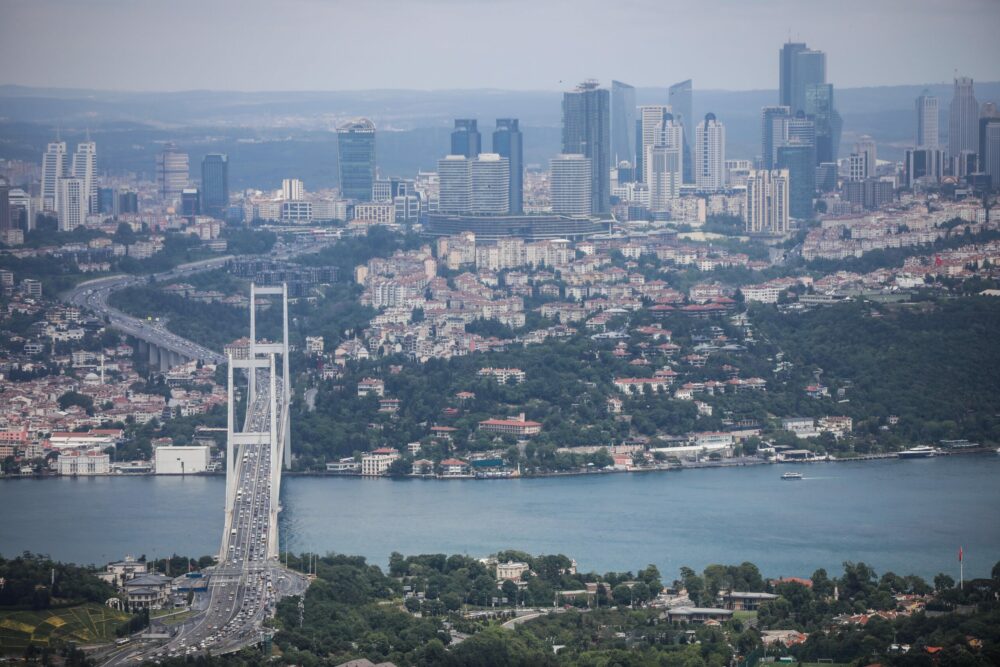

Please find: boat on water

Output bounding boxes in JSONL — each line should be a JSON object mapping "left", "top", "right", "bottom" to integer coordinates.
{"left": 898, "top": 445, "right": 938, "bottom": 459}
{"left": 781, "top": 472, "right": 803, "bottom": 480}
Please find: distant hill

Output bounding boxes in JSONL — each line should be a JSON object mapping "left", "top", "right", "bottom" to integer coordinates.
{"left": 2, "top": 82, "right": 998, "bottom": 189}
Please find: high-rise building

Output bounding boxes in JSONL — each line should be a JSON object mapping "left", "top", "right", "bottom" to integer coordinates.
{"left": 647, "top": 145, "right": 682, "bottom": 212}
{"left": 695, "top": 113, "right": 725, "bottom": 192}
{"left": 806, "top": 84, "right": 843, "bottom": 164}
{"left": 949, "top": 77, "right": 980, "bottom": 159}
{"left": 337, "top": 118, "right": 376, "bottom": 201}
{"left": 56, "top": 178, "right": 86, "bottom": 231}
{"left": 639, "top": 105, "right": 671, "bottom": 184}
{"left": 0, "top": 181, "right": 10, "bottom": 234}
{"left": 71, "top": 141, "right": 97, "bottom": 214}
{"left": 669, "top": 80, "right": 694, "bottom": 183}
{"left": 41, "top": 141, "right": 67, "bottom": 211}
{"left": 854, "top": 135, "right": 877, "bottom": 179}
{"left": 562, "top": 81, "right": 611, "bottom": 214}
{"left": 611, "top": 81, "right": 636, "bottom": 168}
{"left": 493, "top": 119, "right": 523, "bottom": 214}
{"left": 761, "top": 106, "right": 791, "bottom": 170}
{"left": 847, "top": 153, "right": 867, "bottom": 182}
{"left": 916, "top": 91, "right": 939, "bottom": 149}
{"left": 816, "top": 162, "right": 838, "bottom": 193}
{"left": 282, "top": 178, "right": 304, "bottom": 201}
{"left": 550, "top": 154, "right": 592, "bottom": 216}
{"left": 634, "top": 118, "right": 645, "bottom": 182}
{"left": 745, "top": 169, "right": 789, "bottom": 234}
{"left": 786, "top": 112, "right": 816, "bottom": 151}
{"left": 979, "top": 116, "right": 1000, "bottom": 189}
{"left": 451, "top": 119, "right": 481, "bottom": 159}
{"left": 438, "top": 156, "right": 472, "bottom": 214}
{"left": 156, "top": 144, "right": 189, "bottom": 202}
{"left": 469, "top": 154, "right": 510, "bottom": 214}
{"left": 777, "top": 143, "right": 815, "bottom": 219}
{"left": 201, "top": 153, "right": 229, "bottom": 219}
{"left": 780, "top": 42, "right": 826, "bottom": 114}
{"left": 903, "top": 148, "right": 943, "bottom": 187}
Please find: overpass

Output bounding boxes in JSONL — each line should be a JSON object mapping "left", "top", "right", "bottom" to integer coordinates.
{"left": 102, "top": 284, "right": 307, "bottom": 665}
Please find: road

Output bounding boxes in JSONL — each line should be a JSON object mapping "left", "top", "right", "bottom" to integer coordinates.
{"left": 63, "top": 237, "right": 333, "bottom": 366}
{"left": 102, "top": 372, "right": 308, "bottom": 665}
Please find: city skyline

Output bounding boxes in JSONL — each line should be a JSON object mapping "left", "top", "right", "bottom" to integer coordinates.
{"left": 1, "top": 0, "right": 998, "bottom": 92}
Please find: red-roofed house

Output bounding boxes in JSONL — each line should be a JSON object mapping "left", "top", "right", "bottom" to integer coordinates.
{"left": 478, "top": 415, "right": 542, "bottom": 437}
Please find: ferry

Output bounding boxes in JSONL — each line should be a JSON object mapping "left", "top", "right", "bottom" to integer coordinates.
{"left": 781, "top": 472, "right": 803, "bottom": 480}
{"left": 898, "top": 445, "right": 938, "bottom": 459}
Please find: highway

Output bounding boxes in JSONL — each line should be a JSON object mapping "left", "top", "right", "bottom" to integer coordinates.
{"left": 63, "top": 237, "right": 332, "bottom": 367}
{"left": 102, "top": 371, "right": 308, "bottom": 665}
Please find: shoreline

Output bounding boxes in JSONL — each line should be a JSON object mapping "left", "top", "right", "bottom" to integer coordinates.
{"left": 2, "top": 447, "right": 994, "bottom": 482}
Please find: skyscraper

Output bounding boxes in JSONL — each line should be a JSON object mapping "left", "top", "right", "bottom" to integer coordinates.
{"left": 493, "top": 119, "right": 523, "bottom": 214}
{"left": 156, "top": 144, "right": 189, "bottom": 202}
{"left": 916, "top": 90, "right": 939, "bottom": 149}
{"left": 979, "top": 115, "right": 1000, "bottom": 189}
{"left": 0, "top": 181, "right": 10, "bottom": 235}
{"left": 41, "top": 141, "right": 67, "bottom": 211}
{"left": 806, "top": 84, "right": 843, "bottom": 164}
{"left": 745, "top": 169, "right": 789, "bottom": 234}
{"left": 761, "top": 106, "right": 791, "bottom": 170}
{"left": 337, "top": 118, "right": 376, "bottom": 201}
{"left": 438, "top": 156, "right": 472, "bottom": 214}
{"left": 611, "top": 81, "right": 636, "bottom": 168}
{"left": 562, "top": 81, "right": 611, "bottom": 214}
{"left": 780, "top": 42, "right": 826, "bottom": 114}
{"left": 695, "top": 113, "right": 725, "bottom": 192}
{"left": 469, "top": 154, "right": 510, "bottom": 214}
{"left": 639, "top": 105, "right": 671, "bottom": 183}
{"left": 56, "top": 177, "right": 86, "bottom": 231}
{"left": 451, "top": 119, "right": 481, "bottom": 159}
{"left": 201, "top": 153, "right": 229, "bottom": 219}
{"left": 669, "top": 79, "right": 693, "bottom": 183}
{"left": 949, "top": 76, "right": 979, "bottom": 158}
{"left": 647, "top": 145, "right": 681, "bottom": 212}
{"left": 71, "top": 141, "right": 97, "bottom": 214}
{"left": 777, "top": 143, "right": 815, "bottom": 220}
{"left": 550, "top": 154, "right": 592, "bottom": 216}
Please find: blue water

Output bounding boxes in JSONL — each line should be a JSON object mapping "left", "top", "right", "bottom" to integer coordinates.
{"left": 2, "top": 456, "right": 998, "bottom": 581}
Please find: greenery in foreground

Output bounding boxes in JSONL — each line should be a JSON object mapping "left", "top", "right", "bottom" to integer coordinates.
{"left": 149, "top": 552, "right": 1000, "bottom": 667}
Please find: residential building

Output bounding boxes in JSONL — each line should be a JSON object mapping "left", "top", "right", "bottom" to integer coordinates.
{"left": 695, "top": 113, "right": 725, "bottom": 191}
{"left": 639, "top": 105, "right": 671, "bottom": 184}
{"left": 477, "top": 367, "right": 525, "bottom": 384}
{"left": 854, "top": 135, "right": 877, "bottom": 179}
{"left": 493, "top": 119, "right": 523, "bottom": 214}
{"left": 361, "top": 447, "right": 399, "bottom": 476}
{"left": 647, "top": 144, "right": 682, "bottom": 212}
{"left": 357, "top": 377, "right": 385, "bottom": 397}
{"left": 745, "top": 169, "right": 789, "bottom": 234}
{"left": 156, "top": 143, "right": 189, "bottom": 202}
{"left": 611, "top": 81, "right": 636, "bottom": 168}
{"left": 916, "top": 90, "right": 939, "bottom": 148}
{"left": 56, "top": 177, "right": 86, "bottom": 231}
{"left": 337, "top": 118, "right": 376, "bottom": 201}
{"left": 949, "top": 76, "right": 979, "bottom": 158}
{"left": 282, "top": 178, "right": 304, "bottom": 201}
{"left": 562, "top": 81, "right": 611, "bottom": 213}
{"left": 438, "top": 155, "right": 472, "bottom": 214}
{"left": 122, "top": 573, "right": 172, "bottom": 611}
{"left": 451, "top": 119, "right": 481, "bottom": 158}
{"left": 0, "top": 181, "right": 10, "bottom": 234}
{"left": 71, "top": 141, "right": 97, "bottom": 213}
{"left": 200, "top": 153, "right": 229, "bottom": 218}
{"left": 41, "top": 140, "right": 68, "bottom": 211}
{"left": 723, "top": 591, "right": 780, "bottom": 611}
{"left": 550, "top": 154, "right": 592, "bottom": 215}
{"left": 665, "top": 607, "right": 735, "bottom": 624}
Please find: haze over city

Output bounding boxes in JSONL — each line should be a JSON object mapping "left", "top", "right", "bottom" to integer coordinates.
{"left": 2, "top": 0, "right": 999, "bottom": 91}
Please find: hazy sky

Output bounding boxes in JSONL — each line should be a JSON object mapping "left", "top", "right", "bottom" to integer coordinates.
{"left": 2, "top": 0, "right": 999, "bottom": 92}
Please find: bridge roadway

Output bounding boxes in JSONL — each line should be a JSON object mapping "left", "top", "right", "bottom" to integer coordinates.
{"left": 101, "top": 373, "right": 308, "bottom": 666}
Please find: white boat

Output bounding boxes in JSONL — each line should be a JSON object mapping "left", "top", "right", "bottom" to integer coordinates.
{"left": 898, "top": 445, "right": 937, "bottom": 459}
{"left": 781, "top": 472, "right": 803, "bottom": 480}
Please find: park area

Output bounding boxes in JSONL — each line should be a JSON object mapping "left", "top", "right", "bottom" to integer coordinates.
{"left": 0, "top": 603, "right": 128, "bottom": 653}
